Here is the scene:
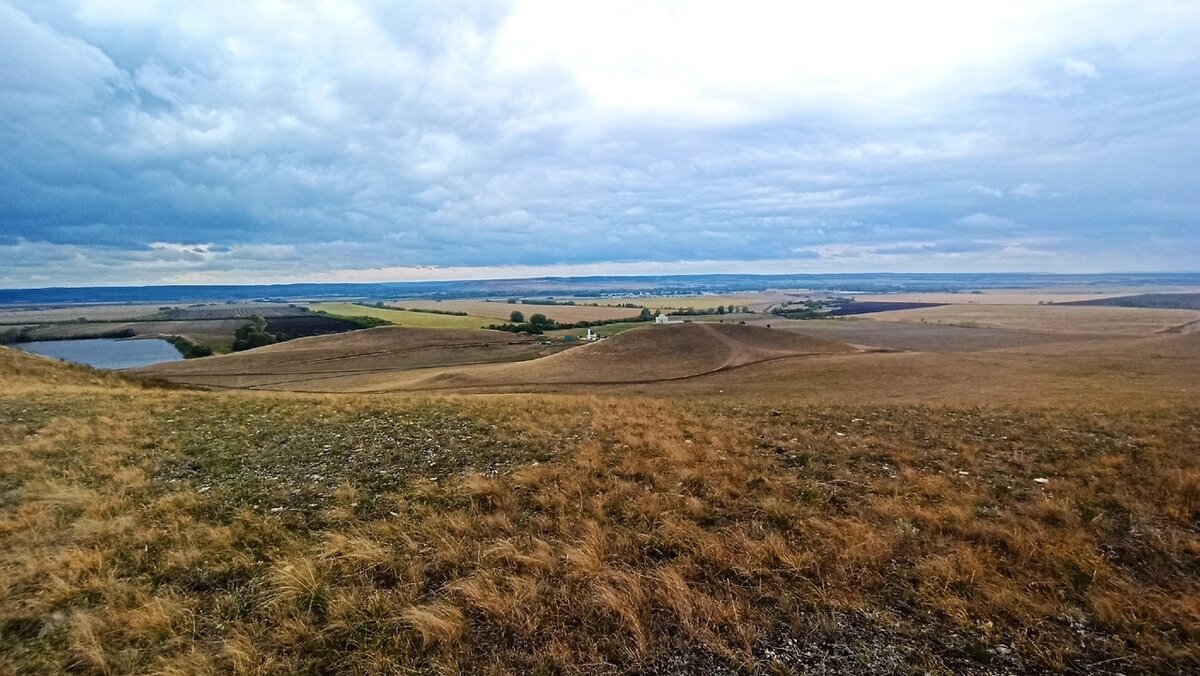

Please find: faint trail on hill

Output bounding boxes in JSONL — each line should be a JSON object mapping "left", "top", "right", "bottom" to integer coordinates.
{"left": 1158, "top": 318, "right": 1200, "bottom": 334}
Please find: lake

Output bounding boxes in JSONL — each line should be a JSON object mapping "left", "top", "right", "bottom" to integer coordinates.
{"left": 16, "top": 338, "right": 184, "bottom": 370}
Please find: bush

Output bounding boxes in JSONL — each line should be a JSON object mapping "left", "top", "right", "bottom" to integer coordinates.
{"left": 166, "top": 336, "right": 213, "bottom": 359}
{"left": 232, "top": 316, "right": 278, "bottom": 352}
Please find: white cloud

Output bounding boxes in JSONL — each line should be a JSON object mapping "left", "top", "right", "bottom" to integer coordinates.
{"left": 957, "top": 213, "right": 1022, "bottom": 229}
{"left": 1062, "top": 58, "right": 1099, "bottom": 78}
{"left": 1010, "top": 182, "right": 1047, "bottom": 198}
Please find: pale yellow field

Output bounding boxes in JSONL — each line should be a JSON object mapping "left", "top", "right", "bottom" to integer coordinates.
{"left": 864, "top": 303, "right": 1200, "bottom": 335}
{"left": 593, "top": 293, "right": 785, "bottom": 311}
{"left": 0, "top": 304, "right": 165, "bottom": 324}
{"left": 313, "top": 303, "right": 493, "bottom": 328}
{"left": 393, "top": 299, "right": 642, "bottom": 323}
{"left": 850, "top": 286, "right": 1200, "bottom": 305}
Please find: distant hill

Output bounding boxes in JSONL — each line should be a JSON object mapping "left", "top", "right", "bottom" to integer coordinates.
{"left": 5, "top": 272, "right": 1200, "bottom": 305}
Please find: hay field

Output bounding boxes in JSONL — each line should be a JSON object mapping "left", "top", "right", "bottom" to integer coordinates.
{"left": 393, "top": 300, "right": 641, "bottom": 323}
{"left": 3, "top": 346, "right": 1199, "bottom": 673}
{"left": 863, "top": 303, "right": 1200, "bottom": 335}
{"left": 313, "top": 303, "right": 492, "bottom": 329}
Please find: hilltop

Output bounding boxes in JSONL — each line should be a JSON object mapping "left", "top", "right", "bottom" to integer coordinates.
{"left": 2, "top": 324, "right": 1199, "bottom": 673}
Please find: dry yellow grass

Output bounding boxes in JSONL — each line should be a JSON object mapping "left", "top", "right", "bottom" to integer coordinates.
{"left": 864, "top": 303, "right": 1200, "bottom": 335}
{"left": 3, "top": 346, "right": 1200, "bottom": 673}
{"left": 850, "top": 286, "right": 1200, "bottom": 306}
{"left": 849, "top": 290, "right": 1127, "bottom": 305}
{"left": 138, "top": 326, "right": 559, "bottom": 390}
{"left": 0, "top": 304, "right": 166, "bottom": 324}
{"left": 593, "top": 293, "right": 784, "bottom": 311}
{"left": 393, "top": 299, "right": 643, "bottom": 323}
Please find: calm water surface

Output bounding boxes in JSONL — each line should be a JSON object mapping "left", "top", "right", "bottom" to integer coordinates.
{"left": 17, "top": 338, "right": 183, "bottom": 370}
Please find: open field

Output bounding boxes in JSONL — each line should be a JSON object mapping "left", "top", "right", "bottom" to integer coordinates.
{"left": 593, "top": 293, "right": 785, "bottom": 311}
{"left": 125, "top": 301, "right": 1200, "bottom": 408}
{"left": 0, "top": 304, "right": 165, "bottom": 324}
{"left": 141, "top": 327, "right": 563, "bottom": 390}
{"left": 0, "top": 302, "right": 310, "bottom": 325}
{"left": 3, "top": 346, "right": 1200, "bottom": 673}
{"left": 313, "top": 303, "right": 493, "bottom": 329}
{"left": 393, "top": 300, "right": 643, "bottom": 323}
{"left": 139, "top": 323, "right": 859, "bottom": 393}
{"left": 862, "top": 303, "right": 1200, "bottom": 335}
{"left": 847, "top": 291, "right": 1131, "bottom": 305}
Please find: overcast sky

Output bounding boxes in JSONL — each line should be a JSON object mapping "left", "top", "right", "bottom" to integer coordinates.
{"left": 1, "top": 1, "right": 1198, "bottom": 286}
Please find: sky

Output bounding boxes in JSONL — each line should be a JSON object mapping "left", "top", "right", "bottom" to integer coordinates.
{"left": 1, "top": 0, "right": 1198, "bottom": 287}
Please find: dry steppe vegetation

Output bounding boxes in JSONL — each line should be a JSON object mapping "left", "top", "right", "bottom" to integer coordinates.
{"left": 3, "top": 344, "right": 1200, "bottom": 674}
{"left": 392, "top": 300, "right": 643, "bottom": 323}
{"left": 864, "top": 303, "right": 1200, "bottom": 335}
{"left": 142, "top": 327, "right": 560, "bottom": 390}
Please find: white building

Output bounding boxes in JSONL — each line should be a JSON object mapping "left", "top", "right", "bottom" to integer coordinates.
{"left": 584, "top": 328, "right": 598, "bottom": 341}
{"left": 655, "top": 312, "right": 680, "bottom": 324}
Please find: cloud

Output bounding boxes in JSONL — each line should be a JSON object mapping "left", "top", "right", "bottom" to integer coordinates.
{"left": 1, "top": 0, "right": 1200, "bottom": 285}
{"left": 1063, "top": 58, "right": 1099, "bottom": 79}
{"left": 956, "top": 213, "right": 1022, "bottom": 229}
{"left": 970, "top": 185, "right": 1003, "bottom": 198}
{"left": 1009, "top": 182, "right": 1047, "bottom": 198}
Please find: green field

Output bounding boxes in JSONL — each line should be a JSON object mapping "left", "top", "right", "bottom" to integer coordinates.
{"left": 314, "top": 303, "right": 492, "bottom": 329}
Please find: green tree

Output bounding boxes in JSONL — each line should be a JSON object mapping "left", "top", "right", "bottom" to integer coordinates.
{"left": 509, "top": 310, "right": 525, "bottom": 323}
{"left": 529, "top": 313, "right": 550, "bottom": 326}
{"left": 638, "top": 307, "right": 653, "bottom": 321}
{"left": 232, "top": 315, "right": 277, "bottom": 352}
{"left": 717, "top": 305, "right": 726, "bottom": 314}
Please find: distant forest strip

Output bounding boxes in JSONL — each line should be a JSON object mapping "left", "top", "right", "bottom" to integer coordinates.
{"left": 488, "top": 311, "right": 652, "bottom": 335}
{"left": 1063, "top": 293, "right": 1200, "bottom": 310}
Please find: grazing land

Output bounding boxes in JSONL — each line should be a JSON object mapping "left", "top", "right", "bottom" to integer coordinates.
{"left": 594, "top": 293, "right": 785, "bottom": 311}
{"left": 862, "top": 303, "right": 1200, "bottom": 335}
{"left": 846, "top": 291, "right": 1131, "bottom": 305}
{"left": 5, "top": 279, "right": 1200, "bottom": 673}
{"left": 141, "top": 327, "right": 562, "bottom": 390}
{"left": 0, "top": 304, "right": 165, "bottom": 324}
{"left": 3, "top": 346, "right": 1200, "bottom": 673}
{"left": 391, "top": 299, "right": 645, "bottom": 323}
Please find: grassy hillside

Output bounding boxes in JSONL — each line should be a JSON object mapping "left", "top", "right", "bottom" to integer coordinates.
{"left": 2, "top": 346, "right": 1199, "bottom": 673}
